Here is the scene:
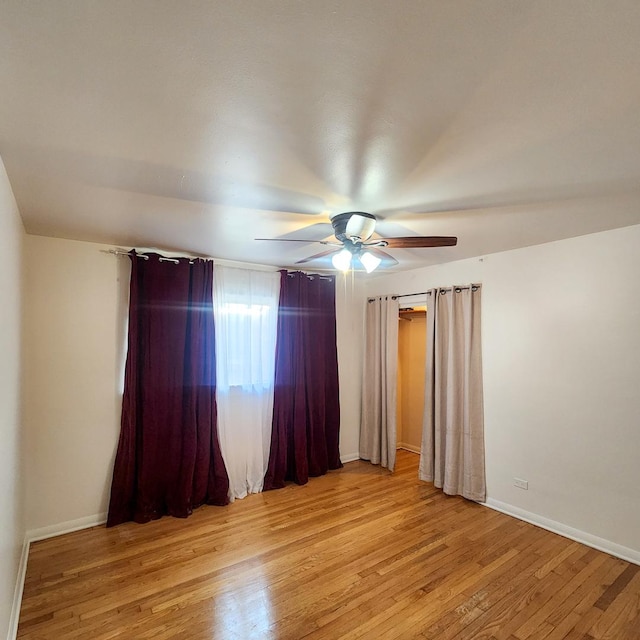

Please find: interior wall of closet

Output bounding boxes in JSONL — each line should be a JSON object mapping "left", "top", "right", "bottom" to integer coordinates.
{"left": 397, "top": 305, "right": 427, "bottom": 453}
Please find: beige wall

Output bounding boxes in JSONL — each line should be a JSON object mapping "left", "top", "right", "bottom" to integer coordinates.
{"left": 23, "top": 236, "right": 125, "bottom": 531}
{"left": 365, "top": 224, "right": 640, "bottom": 557}
{"left": 0, "top": 157, "right": 25, "bottom": 639}
{"left": 397, "top": 313, "right": 426, "bottom": 451}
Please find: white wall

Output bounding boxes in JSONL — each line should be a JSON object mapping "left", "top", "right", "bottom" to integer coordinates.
{"left": 0, "top": 158, "right": 25, "bottom": 639}
{"left": 22, "top": 238, "right": 364, "bottom": 532}
{"left": 365, "top": 224, "right": 640, "bottom": 556}
{"left": 23, "top": 236, "right": 126, "bottom": 532}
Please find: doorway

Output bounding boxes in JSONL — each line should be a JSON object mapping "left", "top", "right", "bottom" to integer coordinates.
{"left": 397, "top": 303, "right": 427, "bottom": 454}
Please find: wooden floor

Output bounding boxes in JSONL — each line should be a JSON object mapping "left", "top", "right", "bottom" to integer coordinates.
{"left": 18, "top": 451, "right": 640, "bottom": 640}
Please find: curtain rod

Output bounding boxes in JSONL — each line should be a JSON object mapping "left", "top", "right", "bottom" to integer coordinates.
{"left": 106, "top": 248, "right": 333, "bottom": 278}
{"left": 393, "top": 284, "right": 480, "bottom": 299}
{"left": 106, "top": 248, "right": 196, "bottom": 264}
{"left": 286, "top": 272, "right": 333, "bottom": 281}
{"left": 367, "top": 284, "right": 481, "bottom": 303}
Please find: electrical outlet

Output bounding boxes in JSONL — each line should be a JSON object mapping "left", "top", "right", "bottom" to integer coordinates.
{"left": 514, "top": 478, "right": 528, "bottom": 490}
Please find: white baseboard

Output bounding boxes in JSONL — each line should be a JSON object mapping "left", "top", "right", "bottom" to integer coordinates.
{"left": 27, "top": 513, "right": 107, "bottom": 544}
{"left": 7, "top": 537, "right": 30, "bottom": 640}
{"left": 484, "top": 498, "right": 640, "bottom": 567}
{"left": 342, "top": 447, "right": 421, "bottom": 463}
{"left": 7, "top": 514, "right": 107, "bottom": 640}
{"left": 397, "top": 443, "right": 421, "bottom": 454}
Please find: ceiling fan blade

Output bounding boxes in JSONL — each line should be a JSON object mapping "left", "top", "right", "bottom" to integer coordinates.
{"left": 255, "top": 238, "right": 317, "bottom": 242}
{"left": 255, "top": 238, "right": 340, "bottom": 246}
{"left": 277, "top": 222, "right": 334, "bottom": 240}
{"left": 365, "top": 247, "right": 399, "bottom": 267}
{"left": 295, "top": 248, "right": 341, "bottom": 264}
{"left": 379, "top": 236, "right": 458, "bottom": 249}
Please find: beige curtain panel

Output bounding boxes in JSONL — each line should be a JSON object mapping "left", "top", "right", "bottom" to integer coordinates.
{"left": 360, "top": 295, "right": 399, "bottom": 471}
{"left": 419, "top": 285, "right": 486, "bottom": 501}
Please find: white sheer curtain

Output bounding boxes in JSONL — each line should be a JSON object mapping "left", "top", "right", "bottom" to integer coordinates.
{"left": 213, "top": 266, "right": 280, "bottom": 501}
{"left": 359, "top": 295, "right": 399, "bottom": 471}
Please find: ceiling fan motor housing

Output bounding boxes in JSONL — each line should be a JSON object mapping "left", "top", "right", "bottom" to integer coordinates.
{"left": 331, "top": 212, "right": 376, "bottom": 244}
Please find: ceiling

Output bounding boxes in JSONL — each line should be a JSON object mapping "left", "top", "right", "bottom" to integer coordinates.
{"left": 2, "top": 1, "right": 640, "bottom": 272}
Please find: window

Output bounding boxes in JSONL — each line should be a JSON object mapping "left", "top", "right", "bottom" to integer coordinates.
{"left": 213, "top": 268, "right": 280, "bottom": 391}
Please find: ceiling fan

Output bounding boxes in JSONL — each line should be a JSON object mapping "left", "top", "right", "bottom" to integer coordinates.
{"left": 256, "top": 212, "right": 457, "bottom": 272}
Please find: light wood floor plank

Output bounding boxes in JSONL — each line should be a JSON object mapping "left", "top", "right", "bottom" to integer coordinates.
{"left": 17, "top": 451, "right": 640, "bottom": 639}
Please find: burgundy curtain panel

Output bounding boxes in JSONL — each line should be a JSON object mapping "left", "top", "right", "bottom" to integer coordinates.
{"left": 264, "top": 271, "right": 342, "bottom": 490}
{"left": 107, "top": 252, "right": 229, "bottom": 527}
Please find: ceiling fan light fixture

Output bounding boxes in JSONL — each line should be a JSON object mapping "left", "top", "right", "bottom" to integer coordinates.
{"left": 260, "top": 211, "right": 456, "bottom": 271}
{"left": 345, "top": 213, "right": 376, "bottom": 242}
{"left": 331, "top": 248, "right": 352, "bottom": 271}
{"left": 360, "top": 251, "right": 382, "bottom": 273}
